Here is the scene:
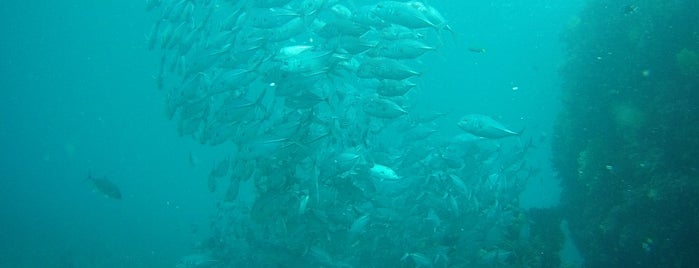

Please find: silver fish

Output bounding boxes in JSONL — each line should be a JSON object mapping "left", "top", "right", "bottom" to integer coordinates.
{"left": 332, "top": 36, "right": 378, "bottom": 54}
{"left": 377, "top": 24, "right": 423, "bottom": 40}
{"left": 405, "top": 124, "right": 438, "bottom": 141}
{"left": 238, "top": 136, "right": 294, "bottom": 160}
{"left": 253, "top": 0, "right": 292, "bottom": 8}
{"left": 376, "top": 79, "right": 416, "bottom": 97}
{"left": 369, "top": 163, "right": 401, "bottom": 180}
{"left": 352, "top": 5, "right": 390, "bottom": 28}
{"left": 285, "top": 90, "right": 327, "bottom": 109}
{"left": 332, "top": 150, "right": 362, "bottom": 173}
{"left": 213, "top": 89, "right": 267, "bottom": 124}
{"left": 408, "top": 1, "right": 455, "bottom": 35}
{"left": 280, "top": 50, "right": 333, "bottom": 75}
{"left": 145, "top": 0, "right": 162, "bottom": 12}
{"left": 372, "top": 1, "right": 436, "bottom": 29}
{"left": 457, "top": 114, "right": 520, "bottom": 139}
{"left": 295, "top": 0, "right": 327, "bottom": 16}
{"left": 315, "top": 18, "right": 371, "bottom": 38}
{"left": 363, "top": 96, "right": 408, "bottom": 118}
{"left": 400, "top": 252, "right": 433, "bottom": 267}
{"left": 176, "top": 252, "right": 218, "bottom": 268}
{"left": 249, "top": 8, "right": 301, "bottom": 29}
{"left": 349, "top": 214, "right": 370, "bottom": 235}
{"left": 357, "top": 58, "right": 421, "bottom": 80}
{"left": 276, "top": 45, "right": 315, "bottom": 60}
{"left": 330, "top": 4, "right": 352, "bottom": 19}
{"left": 368, "top": 39, "right": 436, "bottom": 59}
{"left": 268, "top": 17, "right": 305, "bottom": 41}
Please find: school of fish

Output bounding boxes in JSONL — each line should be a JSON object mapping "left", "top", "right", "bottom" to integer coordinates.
{"left": 146, "top": 0, "right": 536, "bottom": 267}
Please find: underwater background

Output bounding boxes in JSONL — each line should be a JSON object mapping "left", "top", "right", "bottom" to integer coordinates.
{"left": 1, "top": 0, "right": 696, "bottom": 267}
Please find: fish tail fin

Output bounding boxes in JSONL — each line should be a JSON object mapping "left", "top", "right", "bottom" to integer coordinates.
{"left": 248, "top": 53, "right": 272, "bottom": 77}
{"left": 516, "top": 126, "right": 526, "bottom": 136}
{"left": 254, "top": 86, "right": 268, "bottom": 106}
{"left": 514, "top": 126, "right": 527, "bottom": 147}
{"left": 443, "top": 24, "right": 458, "bottom": 44}
{"left": 429, "top": 44, "right": 449, "bottom": 63}
{"left": 432, "top": 22, "right": 457, "bottom": 48}
{"left": 252, "top": 86, "right": 270, "bottom": 118}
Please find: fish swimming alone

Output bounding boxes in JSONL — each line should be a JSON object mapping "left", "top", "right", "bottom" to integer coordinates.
{"left": 468, "top": 47, "right": 486, "bottom": 53}
{"left": 457, "top": 114, "right": 521, "bottom": 139}
{"left": 87, "top": 171, "right": 122, "bottom": 200}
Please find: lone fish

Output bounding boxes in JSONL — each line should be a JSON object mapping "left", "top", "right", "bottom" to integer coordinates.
{"left": 457, "top": 114, "right": 520, "bottom": 139}
{"left": 87, "top": 171, "right": 122, "bottom": 200}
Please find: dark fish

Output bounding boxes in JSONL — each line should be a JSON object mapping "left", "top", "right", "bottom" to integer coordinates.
{"left": 623, "top": 5, "right": 639, "bottom": 15}
{"left": 87, "top": 171, "right": 122, "bottom": 200}
{"left": 468, "top": 47, "right": 486, "bottom": 53}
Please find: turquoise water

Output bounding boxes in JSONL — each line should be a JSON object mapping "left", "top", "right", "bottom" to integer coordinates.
{"left": 0, "top": 1, "right": 585, "bottom": 267}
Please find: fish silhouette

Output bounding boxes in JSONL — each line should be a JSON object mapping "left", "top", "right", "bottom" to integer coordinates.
{"left": 87, "top": 171, "right": 122, "bottom": 200}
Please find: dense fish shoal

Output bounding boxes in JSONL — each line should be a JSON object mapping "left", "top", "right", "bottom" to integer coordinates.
{"left": 148, "top": 0, "right": 537, "bottom": 267}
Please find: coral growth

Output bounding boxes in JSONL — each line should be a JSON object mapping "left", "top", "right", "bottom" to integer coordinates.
{"left": 675, "top": 48, "right": 699, "bottom": 77}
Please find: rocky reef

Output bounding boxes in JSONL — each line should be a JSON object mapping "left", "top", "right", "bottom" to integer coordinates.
{"left": 553, "top": 0, "right": 699, "bottom": 266}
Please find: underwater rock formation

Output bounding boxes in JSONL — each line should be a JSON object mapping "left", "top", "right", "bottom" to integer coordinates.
{"left": 553, "top": 0, "right": 699, "bottom": 266}
{"left": 675, "top": 48, "right": 699, "bottom": 77}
